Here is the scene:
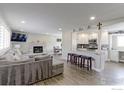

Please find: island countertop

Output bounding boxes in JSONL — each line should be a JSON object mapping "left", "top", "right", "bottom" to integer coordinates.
{"left": 70, "top": 49, "right": 107, "bottom": 72}
{"left": 76, "top": 48, "right": 99, "bottom": 55}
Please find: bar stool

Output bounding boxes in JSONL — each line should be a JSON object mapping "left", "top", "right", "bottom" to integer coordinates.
{"left": 79, "top": 55, "right": 86, "bottom": 68}
{"left": 85, "top": 56, "right": 93, "bottom": 70}
{"left": 77, "top": 55, "right": 82, "bottom": 67}
{"left": 78, "top": 55, "right": 94, "bottom": 71}
{"left": 89, "top": 57, "right": 95, "bottom": 70}
{"left": 67, "top": 53, "right": 72, "bottom": 63}
{"left": 73, "top": 54, "right": 80, "bottom": 65}
{"left": 67, "top": 53, "right": 75, "bottom": 64}
{"left": 70, "top": 53, "right": 76, "bottom": 64}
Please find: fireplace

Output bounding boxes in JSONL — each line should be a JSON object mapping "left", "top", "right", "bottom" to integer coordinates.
{"left": 33, "top": 46, "right": 43, "bottom": 53}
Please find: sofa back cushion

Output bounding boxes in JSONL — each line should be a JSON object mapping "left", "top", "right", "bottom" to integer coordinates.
{"left": 35, "top": 55, "right": 52, "bottom": 61}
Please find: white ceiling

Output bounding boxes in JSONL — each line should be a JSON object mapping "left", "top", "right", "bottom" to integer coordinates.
{"left": 1, "top": 3, "right": 124, "bottom": 35}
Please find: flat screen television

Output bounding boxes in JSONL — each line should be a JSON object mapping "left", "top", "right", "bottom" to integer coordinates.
{"left": 11, "top": 32, "right": 27, "bottom": 42}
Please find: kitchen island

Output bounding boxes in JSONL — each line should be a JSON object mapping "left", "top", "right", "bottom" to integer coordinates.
{"left": 71, "top": 49, "right": 107, "bottom": 72}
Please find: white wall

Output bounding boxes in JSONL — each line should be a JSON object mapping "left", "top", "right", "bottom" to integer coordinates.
{"left": 11, "top": 32, "right": 62, "bottom": 54}
{"left": 0, "top": 15, "right": 11, "bottom": 56}
{"left": 62, "top": 31, "right": 72, "bottom": 58}
{"left": 101, "top": 31, "right": 109, "bottom": 45}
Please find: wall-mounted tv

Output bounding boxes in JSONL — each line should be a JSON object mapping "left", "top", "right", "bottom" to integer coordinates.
{"left": 11, "top": 32, "right": 27, "bottom": 42}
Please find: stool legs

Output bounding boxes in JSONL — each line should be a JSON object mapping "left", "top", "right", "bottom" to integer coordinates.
{"left": 90, "top": 58, "right": 92, "bottom": 70}
{"left": 83, "top": 58, "right": 85, "bottom": 68}
{"left": 87, "top": 60, "right": 89, "bottom": 70}
{"left": 80, "top": 57, "right": 82, "bottom": 67}
{"left": 67, "top": 55, "right": 69, "bottom": 63}
{"left": 77, "top": 57, "right": 80, "bottom": 67}
{"left": 67, "top": 54, "right": 71, "bottom": 63}
{"left": 87, "top": 58, "right": 92, "bottom": 70}
{"left": 67, "top": 53, "right": 93, "bottom": 71}
{"left": 71, "top": 55, "right": 74, "bottom": 64}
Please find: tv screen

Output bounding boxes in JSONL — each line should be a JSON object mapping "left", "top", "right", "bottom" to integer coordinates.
{"left": 11, "top": 32, "right": 27, "bottom": 42}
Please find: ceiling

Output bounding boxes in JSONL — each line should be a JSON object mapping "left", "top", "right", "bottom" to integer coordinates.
{"left": 1, "top": 3, "right": 124, "bottom": 35}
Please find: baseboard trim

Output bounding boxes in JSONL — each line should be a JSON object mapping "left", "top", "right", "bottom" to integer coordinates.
{"left": 92, "top": 67, "right": 102, "bottom": 72}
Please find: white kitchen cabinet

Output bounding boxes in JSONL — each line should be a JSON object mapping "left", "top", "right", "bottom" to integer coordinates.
{"left": 110, "top": 50, "right": 119, "bottom": 62}
{"left": 89, "top": 33, "right": 98, "bottom": 40}
{"left": 118, "top": 51, "right": 124, "bottom": 62}
{"left": 101, "top": 31, "right": 108, "bottom": 45}
{"left": 77, "top": 33, "right": 88, "bottom": 44}
{"left": 72, "top": 32, "right": 77, "bottom": 51}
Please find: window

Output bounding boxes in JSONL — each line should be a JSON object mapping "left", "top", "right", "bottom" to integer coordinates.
{"left": 117, "top": 36, "right": 124, "bottom": 47}
{"left": 0, "top": 26, "right": 10, "bottom": 50}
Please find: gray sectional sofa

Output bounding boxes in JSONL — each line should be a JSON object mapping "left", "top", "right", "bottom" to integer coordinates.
{"left": 0, "top": 54, "right": 64, "bottom": 85}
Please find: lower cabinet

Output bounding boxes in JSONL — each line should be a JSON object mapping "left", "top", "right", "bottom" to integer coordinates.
{"left": 119, "top": 51, "right": 124, "bottom": 62}
{"left": 110, "top": 50, "right": 119, "bottom": 62}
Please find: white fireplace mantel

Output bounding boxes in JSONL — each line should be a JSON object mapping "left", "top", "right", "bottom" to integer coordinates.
{"left": 28, "top": 41, "right": 46, "bottom": 54}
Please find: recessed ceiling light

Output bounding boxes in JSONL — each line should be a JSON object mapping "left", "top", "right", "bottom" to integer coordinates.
{"left": 90, "top": 16, "right": 95, "bottom": 20}
{"left": 21, "top": 21, "right": 26, "bottom": 24}
{"left": 58, "top": 28, "right": 62, "bottom": 31}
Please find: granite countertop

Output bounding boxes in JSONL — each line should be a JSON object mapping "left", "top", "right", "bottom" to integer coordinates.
{"left": 76, "top": 48, "right": 107, "bottom": 55}
{"left": 111, "top": 50, "right": 124, "bottom": 52}
{"left": 76, "top": 48, "right": 99, "bottom": 54}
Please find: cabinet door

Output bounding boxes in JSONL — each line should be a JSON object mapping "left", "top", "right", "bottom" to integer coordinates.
{"left": 101, "top": 32, "right": 108, "bottom": 45}
{"left": 110, "top": 51, "right": 119, "bottom": 62}
{"left": 77, "top": 33, "right": 88, "bottom": 44}
{"left": 72, "top": 32, "right": 77, "bottom": 51}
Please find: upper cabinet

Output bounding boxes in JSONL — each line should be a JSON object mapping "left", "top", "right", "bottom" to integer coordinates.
{"left": 71, "top": 31, "right": 109, "bottom": 49}
{"left": 72, "top": 32, "right": 77, "bottom": 51}
{"left": 77, "top": 32, "right": 88, "bottom": 44}
{"left": 101, "top": 31, "right": 109, "bottom": 45}
{"left": 89, "top": 32, "right": 98, "bottom": 40}
{"left": 77, "top": 32, "right": 98, "bottom": 44}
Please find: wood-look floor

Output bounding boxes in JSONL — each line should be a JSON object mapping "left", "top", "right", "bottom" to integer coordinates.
{"left": 34, "top": 56, "right": 124, "bottom": 85}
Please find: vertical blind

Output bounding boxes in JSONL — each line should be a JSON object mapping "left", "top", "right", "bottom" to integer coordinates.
{"left": 0, "top": 26, "right": 10, "bottom": 50}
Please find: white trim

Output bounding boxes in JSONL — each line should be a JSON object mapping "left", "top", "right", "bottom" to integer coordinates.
{"left": 92, "top": 67, "right": 103, "bottom": 72}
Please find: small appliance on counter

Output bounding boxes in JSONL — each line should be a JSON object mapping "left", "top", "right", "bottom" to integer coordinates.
{"left": 77, "top": 44, "right": 89, "bottom": 49}
{"left": 88, "top": 39, "right": 98, "bottom": 50}
{"left": 101, "top": 44, "right": 109, "bottom": 50}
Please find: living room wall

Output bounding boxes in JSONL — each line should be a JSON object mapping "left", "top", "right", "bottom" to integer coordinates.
{"left": 0, "top": 15, "right": 11, "bottom": 56}
{"left": 62, "top": 31, "right": 72, "bottom": 58}
{"left": 11, "top": 31, "right": 62, "bottom": 54}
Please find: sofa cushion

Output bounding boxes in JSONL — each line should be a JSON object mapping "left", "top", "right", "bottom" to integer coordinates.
{"left": 52, "top": 63, "right": 64, "bottom": 76}
{"left": 0, "top": 58, "right": 34, "bottom": 67}
{"left": 35, "top": 55, "right": 52, "bottom": 61}
{"left": 0, "top": 57, "right": 6, "bottom": 60}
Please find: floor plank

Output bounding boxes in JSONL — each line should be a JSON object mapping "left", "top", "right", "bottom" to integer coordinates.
{"left": 34, "top": 56, "right": 124, "bottom": 85}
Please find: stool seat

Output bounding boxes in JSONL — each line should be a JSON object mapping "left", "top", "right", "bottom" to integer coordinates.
{"left": 82, "top": 56, "right": 93, "bottom": 70}
{"left": 67, "top": 53, "right": 76, "bottom": 64}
